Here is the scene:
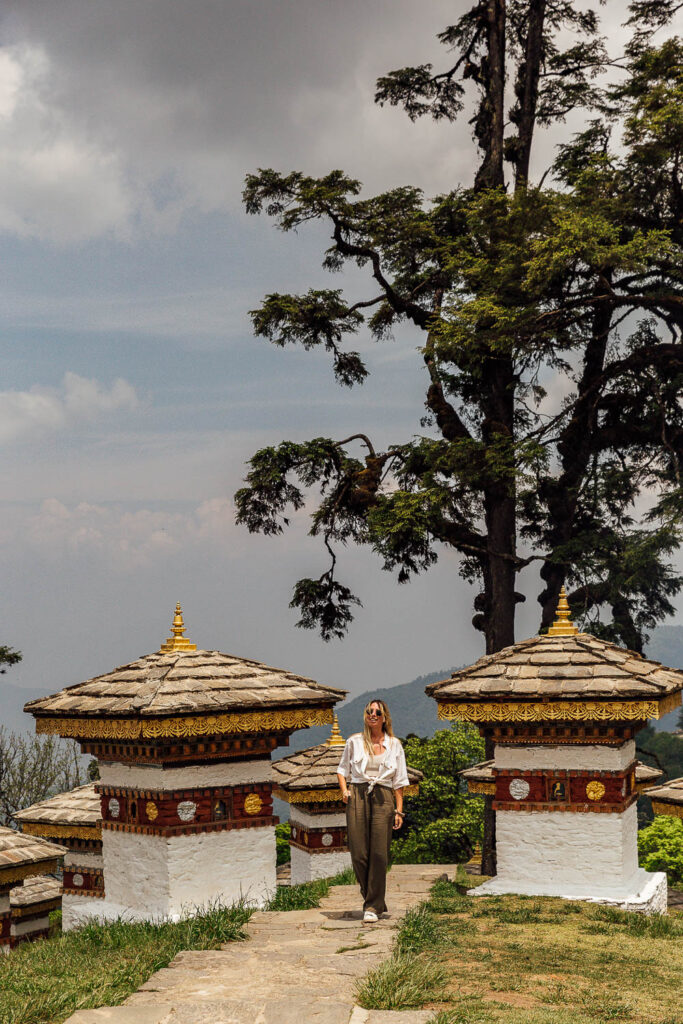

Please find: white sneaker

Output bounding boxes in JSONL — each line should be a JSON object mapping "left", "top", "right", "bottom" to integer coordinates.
{"left": 363, "top": 910, "right": 378, "bottom": 922}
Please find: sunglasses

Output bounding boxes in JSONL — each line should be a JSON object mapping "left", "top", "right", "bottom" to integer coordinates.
{"left": 365, "top": 709, "right": 383, "bottom": 717}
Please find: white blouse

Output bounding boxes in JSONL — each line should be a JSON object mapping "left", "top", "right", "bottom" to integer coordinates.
{"left": 337, "top": 733, "right": 410, "bottom": 791}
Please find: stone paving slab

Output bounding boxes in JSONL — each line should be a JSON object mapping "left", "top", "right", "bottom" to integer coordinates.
{"left": 62, "top": 865, "right": 454, "bottom": 1024}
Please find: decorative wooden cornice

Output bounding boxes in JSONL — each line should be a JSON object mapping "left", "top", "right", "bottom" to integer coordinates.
{"left": 437, "top": 694, "right": 679, "bottom": 723}
{"left": 35, "top": 706, "right": 334, "bottom": 740}
{"left": 20, "top": 823, "right": 101, "bottom": 840}
{"left": 651, "top": 800, "right": 683, "bottom": 819}
{"left": 0, "top": 860, "right": 62, "bottom": 886}
{"left": 274, "top": 783, "right": 420, "bottom": 804}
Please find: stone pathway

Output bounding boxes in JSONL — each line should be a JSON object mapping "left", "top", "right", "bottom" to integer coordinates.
{"left": 64, "top": 864, "right": 455, "bottom": 1024}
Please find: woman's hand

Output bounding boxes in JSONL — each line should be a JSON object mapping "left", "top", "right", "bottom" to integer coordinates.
{"left": 342, "top": 790, "right": 349, "bottom": 804}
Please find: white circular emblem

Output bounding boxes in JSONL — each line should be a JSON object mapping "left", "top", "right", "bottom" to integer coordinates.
{"left": 291, "top": 827, "right": 297, "bottom": 839}
{"left": 509, "top": 778, "right": 530, "bottom": 801}
{"left": 177, "top": 801, "right": 197, "bottom": 822}
{"left": 109, "top": 798, "right": 120, "bottom": 818}
{"left": 321, "top": 833, "right": 333, "bottom": 847}
{"left": 72, "top": 873, "right": 84, "bottom": 887}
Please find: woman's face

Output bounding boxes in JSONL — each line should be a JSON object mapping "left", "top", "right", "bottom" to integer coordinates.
{"left": 366, "top": 702, "right": 384, "bottom": 726}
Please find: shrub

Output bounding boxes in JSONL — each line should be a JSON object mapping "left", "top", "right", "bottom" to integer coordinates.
{"left": 638, "top": 815, "right": 683, "bottom": 885}
{"left": 392, "top": 723, "right": 485, "bottom": 864}
{"left": 275, "top": 821, "right": 291, "bottom": 864}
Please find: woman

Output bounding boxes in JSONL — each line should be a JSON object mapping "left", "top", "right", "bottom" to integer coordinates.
{"left": 336, "top": 699, "right": 409, "bottom": 922}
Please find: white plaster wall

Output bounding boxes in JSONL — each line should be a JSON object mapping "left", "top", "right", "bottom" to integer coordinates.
{"left": 11, "top": 914, "right": 49, "bottom": 938}
{"left": 494, "top": 741, "right": 635, "bottom": 771}
{"left": 290, "top": 808, "right": 347, "bottom": 829}
{"left": 62, "top": 895, "right": 114, "bottom": 930}
{"left": 98, "top": 759, "right": 271, "bottom": 790}
{"left": 290, "top": 847, "right": 352, "bottom": 885}
{"left": 64, "top": 851, "right": 103, "bottom": 870}
{"left": 496, "top": 803, "right": 639, "bottom": 896}
{"left": 167, "top": 826, "right": 276, "bottom": 915}
{"left": 102, "top": 829, "right": 171, "bottom": 918}
{"left": 0, "top": 895, "right": 9, "bottom": 914}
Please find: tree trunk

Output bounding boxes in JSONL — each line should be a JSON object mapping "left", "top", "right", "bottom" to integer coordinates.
{"left": 513, "top": 0, "right": 546, "bottom": 189}
{"left": 483, "top": 492, "right": 517, "bottom": 653}
{"left": 482, "top": 735, "right": 497, "bottom": 876}
{"left": 474, "top": 0, "right": 506, "bottom": 191}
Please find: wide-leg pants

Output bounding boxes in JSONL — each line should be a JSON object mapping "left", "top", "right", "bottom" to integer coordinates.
{"left": 346, "top": 782, "right": 395, "bottom": 914}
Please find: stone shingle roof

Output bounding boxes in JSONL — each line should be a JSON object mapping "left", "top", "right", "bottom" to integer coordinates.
{"left": 273, "top": 727, "right": 423, "bottom": 792}
{"left": 15, "top": 784, "right": 101, "bottom": 828}
{"left": 10, "top": 875, "right": 62, "bottom": 908}
{"left": 459, "top": 760, "right": 495, "bottom": 786}
{"left": 0, "top": 827, "right": 66, "bottom": 880}
{"left": 635, "top": 763, "right": 664, "bottom": 788}
{"left": 646, "top": 776, "right": 683, "bottom": 809}
{"left": 427, "top": 634, "right": 683, "bottom": 705}
{"left": 24, "top": 649, "right": 346, "bottom": 721}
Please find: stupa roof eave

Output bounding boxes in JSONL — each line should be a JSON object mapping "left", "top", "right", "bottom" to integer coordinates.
{"left": 0, "top": 826, "right": 67, "bottom": 884}
{"left": 426, "top": 631, "right": 683, "bottom": 709}
{"left": 24, "top": 647, "right": 346, "bottom": 726}
{"left": 15, "top": 784, "right": 101, "bottom": 830}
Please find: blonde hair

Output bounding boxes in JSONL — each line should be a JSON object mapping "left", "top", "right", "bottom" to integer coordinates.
{"left": 362, "top": 699, "right": 394, "bottom": 755}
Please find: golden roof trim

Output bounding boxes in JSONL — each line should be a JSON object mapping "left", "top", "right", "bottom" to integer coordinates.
{"left": 21, "top": 823, "right": 101, "bottom": 840}
{"left": 437, "top": 695, "right": 677, "bottom": 723}
{"left": 651, "top": 801, "right": 683, "bottom": 819}
{"left": 466, "top": 780, "right": 496, "bottom": 795}
{"left": 35, "top": 707, "right": 334, "bottom": 740}
{"left": 274, "top": 783, "right": 420, "bottom": 804}
{"left": 0, "top": 860, "right": 62, "bottom": 885}
{"left": 274, "top": 787, "right": 343, "bottom": 804}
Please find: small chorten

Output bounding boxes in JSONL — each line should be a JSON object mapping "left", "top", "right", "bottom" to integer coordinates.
{"left": 9, "top": 876, "right": 62, "bottom": 950}
{"left": 0, "top": 827, "right": 66, "bottom": 953}
{"left": 25, "top": 604, "right": 346, "bottom": 926}
{"left": 428, "top": 589, "right": 683, "bottom": 914}
{"left": 273, "top": 715, "right": 422, "bottom": 884}
{"left": 15, "top": 784, "right": 103, "bottom": 930}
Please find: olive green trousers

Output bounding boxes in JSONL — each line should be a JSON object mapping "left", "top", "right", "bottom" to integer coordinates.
{"left": 346, "top": 783, "right": 395, "bottom": 914}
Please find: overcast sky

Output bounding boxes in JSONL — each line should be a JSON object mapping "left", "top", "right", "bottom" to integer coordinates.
{"left": 2, "top": 1, "right": 682, "bottom": 714}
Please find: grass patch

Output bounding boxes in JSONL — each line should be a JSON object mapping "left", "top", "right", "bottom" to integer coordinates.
{"left": 355, "top": 952, "right": 449, "bottom": 1010}
{"left": 0, "top": 902, "right": 251, "bottom": 1024}
{"left": 356, "top": 874, "right": 683, "bottom": 1024}
{"left": 266, "top": 866, "right": 356, "bottom": 911}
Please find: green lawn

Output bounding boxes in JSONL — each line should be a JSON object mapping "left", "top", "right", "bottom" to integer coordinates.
{"left": 356, "top": 872, "right": 683, "bottom": 1024}
{"left": 0, "top": 867, "right": 358, "bottom": 1024}
{"left": 0, "top": 903, "right": 251, "bottom": 1024}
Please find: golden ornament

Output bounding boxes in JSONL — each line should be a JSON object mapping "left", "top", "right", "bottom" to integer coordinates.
{"left": 243, "top": 793, "right": 263, "bottom": 816}
{"left": 586, "top": 781, "right": 606, "bottom": 801}
{"left": 146, "top": 800, "right": 159, "bottom": 821}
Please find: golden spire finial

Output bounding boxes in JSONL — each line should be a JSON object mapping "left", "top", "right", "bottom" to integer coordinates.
{"left": 547, "top": 586, "right": 578, "bottom": 636}
{"left": 160, "top": 602, "right": 197, "bottom": 653}
{"left": 326, "top": 712, "right": 345, "bottom": 747}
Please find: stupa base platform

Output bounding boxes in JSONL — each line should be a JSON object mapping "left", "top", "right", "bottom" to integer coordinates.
{"left": 62, "top": 878, "right": 277, "bottom": 931}
{"left": 470, "top": 868, "right": 667, "bottom": 915}
{"left": 290, "top": 846, "right": 351, "bottom": 884}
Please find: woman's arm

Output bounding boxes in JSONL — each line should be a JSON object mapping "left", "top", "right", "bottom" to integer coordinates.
{"left": 393, "top": 786, "right": 404, "bottom": 829}
{"left": 337, "top": 737, "right": 352, "bottom": 803}
{"left": 337, "top": 772, "right": 349, "bottom": 804}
